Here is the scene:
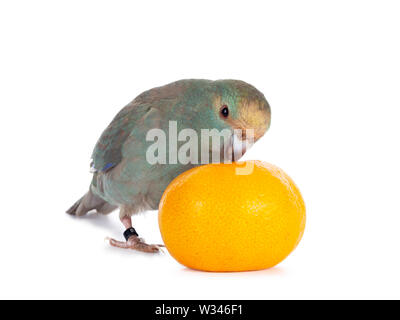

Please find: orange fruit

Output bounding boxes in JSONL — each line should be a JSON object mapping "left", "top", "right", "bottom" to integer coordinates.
{"left": 158, "top": 161, "right": 306, "bottom": 272}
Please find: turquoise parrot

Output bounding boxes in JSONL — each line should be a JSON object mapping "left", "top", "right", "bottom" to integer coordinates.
{"left": 67, "top": 79, "right": 271, "bottom": 252}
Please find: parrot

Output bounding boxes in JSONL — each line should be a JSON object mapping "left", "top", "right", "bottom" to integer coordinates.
{"left": 66, "top": 79, "right": 271, "bottom": 252}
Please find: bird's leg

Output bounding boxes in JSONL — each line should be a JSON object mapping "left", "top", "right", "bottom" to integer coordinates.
{"left": 107, "top": 215, "right": 164, "bottom": 253}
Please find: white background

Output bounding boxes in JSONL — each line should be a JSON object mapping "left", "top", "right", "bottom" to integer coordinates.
{"left": 0, "top": 0, "right": 399, "bottom": 299}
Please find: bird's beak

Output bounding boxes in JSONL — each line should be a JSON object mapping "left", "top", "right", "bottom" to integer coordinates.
{"left": 230, "top": 131, "right": 255, "bottom": 162}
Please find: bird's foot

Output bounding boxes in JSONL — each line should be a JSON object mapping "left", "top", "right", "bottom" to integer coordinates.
{"left": 107, "top": 236, "right": 164, "bottom": 253}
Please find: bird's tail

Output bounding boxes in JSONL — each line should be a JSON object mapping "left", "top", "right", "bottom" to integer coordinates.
{"left": 66, "top": 189, "right": 117, "bottom": 216}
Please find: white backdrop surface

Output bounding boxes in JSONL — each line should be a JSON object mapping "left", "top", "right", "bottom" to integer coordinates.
{"left": 0, "top": 1, "right": 399, "bottom": 299}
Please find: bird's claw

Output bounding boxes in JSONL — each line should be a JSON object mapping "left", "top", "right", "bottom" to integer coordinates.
{"left": 107, "top": 236, "right": 164, "bottom": 253}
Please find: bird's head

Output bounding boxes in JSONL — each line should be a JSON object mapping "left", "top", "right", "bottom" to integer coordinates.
{"left": 211, "top": 80, "right": 271, "bottom": 138}
{"left": 204, "top": 79, "right": 271, "bottom": 161}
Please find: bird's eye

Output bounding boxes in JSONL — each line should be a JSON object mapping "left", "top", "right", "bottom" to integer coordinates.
{"left": 220, "top": 105, "right": 229, "bottom": 118}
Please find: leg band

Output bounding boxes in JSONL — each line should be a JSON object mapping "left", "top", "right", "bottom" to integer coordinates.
{"left": 123, "top": 227, "right": 138, "bottom": 241}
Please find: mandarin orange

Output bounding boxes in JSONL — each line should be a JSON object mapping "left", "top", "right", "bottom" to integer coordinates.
{"left": 158, "top": 161, "right": 306, "bottom": 272}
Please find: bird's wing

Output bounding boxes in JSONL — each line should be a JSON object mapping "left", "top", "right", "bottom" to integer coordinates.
{"left": 91, "top": 103, "right": 159, "bottom": 172}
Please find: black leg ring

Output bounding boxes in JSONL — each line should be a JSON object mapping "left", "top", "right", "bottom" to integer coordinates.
{"left": 123, "top": 227, "right": 139, "bottom": 241}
